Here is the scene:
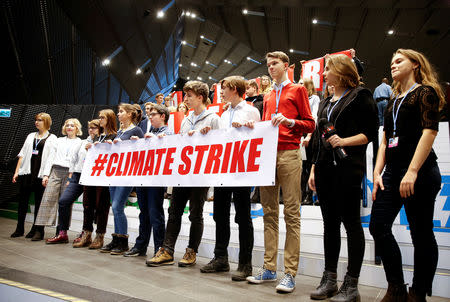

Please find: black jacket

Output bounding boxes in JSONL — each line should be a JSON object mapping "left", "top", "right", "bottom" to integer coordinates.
{"left": 311, "top": 86, "right": 378, "bottom": 170}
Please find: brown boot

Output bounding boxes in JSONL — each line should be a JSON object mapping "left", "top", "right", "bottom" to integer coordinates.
{"left": 72, "top": 230, "right": 92, "bottom": 248}
{"left": 88, "top": 233, "right": 104, "bottom": 249}
{"left": 381, "top": 283, "right": 407, "bottom": 302}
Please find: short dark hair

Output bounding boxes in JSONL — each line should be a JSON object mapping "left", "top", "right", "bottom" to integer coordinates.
{"left": 151, "top": 104, "right": 170, "bottom": 124}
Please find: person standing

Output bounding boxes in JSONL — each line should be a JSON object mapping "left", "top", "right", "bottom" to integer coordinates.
{"left": 75, "top": 109, "right": 117, "bottom": 249}
{"left": 374, "top": 78, "right": 393, "bottom": 126}
{"left": 11, "top": 113, "right": 57, "bottom": 238}
{"left": 146, "top": 80, "right": 220, "bottom": 267}
{"left": 46, "top": 120, "right": 101, "bottom": 244}
{"left": 199, "top": 76, "right": 260, "bottom": 281}
{"left": 246, "top": 51, "right": 315, "bottom": 293}
{"left": 308, "top": 54, "right": 378, "bottom": 302}
{"left": 34, "top": 119, "right": 83, "bottom": 241}
{"left": 245, "top": 79, "right": 264, "bottom": 117}
{"left": 124, "top": 104, "right": 173, "bottom": 258}
{"left": 100, "top": 104, "right": 144, "bottom": 255}
{"left": 369, "top": 49, "right": 444, "bottom": 302}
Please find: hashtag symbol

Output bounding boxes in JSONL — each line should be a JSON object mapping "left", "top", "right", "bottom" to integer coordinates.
{"left": 91, "top": 154, "right": 108, "bottom": 176}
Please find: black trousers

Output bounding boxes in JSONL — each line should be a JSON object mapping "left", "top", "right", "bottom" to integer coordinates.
{"left": 369, "top": 161, "right": 441, "bottom": 296}
{"left": 315, "top": 161, "right": 365, "bottom": 278}
{"left": 163, "top": 187, "right": 208, "bottom": 254}
{"left": 16, "top": 175, "right": 45, "bottom": 231}
{"left": 213, "top": 187, "right": 254, "bottom": 264}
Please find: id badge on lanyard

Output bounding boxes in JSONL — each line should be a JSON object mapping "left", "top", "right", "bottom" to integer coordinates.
{"left": 388, "top": 137, "right": 398, "bottom": 148}
{"left": 32, "top": 150, "right": 39, "bottom": 155}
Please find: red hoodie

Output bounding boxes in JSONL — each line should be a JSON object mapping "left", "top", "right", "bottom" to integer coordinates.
{"left": 263, "top": 83, "right": 315, "bottom": 150}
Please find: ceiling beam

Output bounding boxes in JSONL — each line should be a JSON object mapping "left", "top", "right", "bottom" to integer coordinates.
{"left": 353, "top": 8, "right": 368, "bottom": 49}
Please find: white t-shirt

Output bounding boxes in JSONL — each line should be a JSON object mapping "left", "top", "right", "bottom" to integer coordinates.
{"left": 220, "top": 101, "right": 261, "bottom": 129}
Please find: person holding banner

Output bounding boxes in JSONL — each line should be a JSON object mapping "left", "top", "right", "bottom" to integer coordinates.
{"left": 369, "top": 49, "right": 444, "bottom": 301}
{"left": 46, "top": 119, "right": 101, "bottom": 244}
{"left": 147, "top": 80, "right": 220, "bottom": 267}
{"left": 100, "top": 104, "right": 144, "bottom": 255}
{"left": 199, "top": 76, "right": 260, "bottom": 281}
{"left": 308, "top": 54, "right": 378, "bottom": 301}
{"left": 11, "top": 113, "right": 57, "bottom": 239}
{"left": 125, "top": 104, "right": 173, "bottom": 258}
{"left": 34, "top": 119, "right": 83, "bottom": 241}
{"left": 77, "top": 109, "right": 117, "bottom": 249}
{"left": 246, "top": 51, "right": 315, "bottom": 293}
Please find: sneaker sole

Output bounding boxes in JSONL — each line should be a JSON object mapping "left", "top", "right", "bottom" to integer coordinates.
{"left": 146, "top": 261, "right": 175, "bottom": 267}
{"left": 276, "top": 287, "right": 295, "bottom": 293}
{"left": 99, "top": 249, "right": 113, "bottom": 253}
{"left": 247, "top": 278, "right": 277, "bottom": 284}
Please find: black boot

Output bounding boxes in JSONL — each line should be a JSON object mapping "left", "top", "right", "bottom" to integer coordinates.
{"left": 100, "top": 234, "right": 119, "bottom": 253}
{"left": 310, "top": 271, "right": 338, "bottom": 300}
{"left": 330, "top": 274, "right": 360, "bottom": 302}
{"left": 110, "top": 234, "right": 129, "bottom": 255}
{"left": 302, "top": 191, "right": 314, "bottom": 205}
{"left": 25, "top": 226, "right": 36, "bottom": 238}
{"left": 407, "top": 287, "right": 426, "bottom": 302}
{"left": 11, "top": 226, "right": 24, "bottom": 238}
{"left": 200, "top": 256, "right": 230, "bottom": 273}
{"left": 31, "top": 226, "right": 44, "bottom": 241}
{"left": 231, "top": 262, "right": 252, "bottom": 281}
{"left": 381, "top": 283, "right": 407, "bottom": 302}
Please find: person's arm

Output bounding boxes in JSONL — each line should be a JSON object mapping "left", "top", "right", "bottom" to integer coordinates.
{"left": 12, "top": 157, "right": 23, "bottom": 183}
{"left": 372, "top": 133, "right": 387, "bottom": 200}
{"left": 308, "top": 164, "right": 316, "bottom": 191}
{"left": 399, "top": 129, "right": 438, "bottom": 198}
{"left": 327, "top": 133, "right": 368, "bottom": 148}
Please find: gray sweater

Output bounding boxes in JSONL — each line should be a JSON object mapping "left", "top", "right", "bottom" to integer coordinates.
{"left": 179, "top": 109, "right": 221, "bottom": 134}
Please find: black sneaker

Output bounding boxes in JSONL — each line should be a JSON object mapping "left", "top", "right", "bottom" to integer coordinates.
{"left": 124, "top": 247, "right": 146, "bottom": 257}
{"left": 200, "top": 256, "right": 230, "bottom": 273}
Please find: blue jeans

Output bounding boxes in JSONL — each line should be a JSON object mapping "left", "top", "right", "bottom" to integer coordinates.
{"left": 134, "top": 187, "right": 166, "bottom": 254}
{"left": 369, "top": 161, "right": 441, "bottom": 296}
{"left": 109, "top": 186, "right": 134, "bottom": 235}
{"left": 58, "top": 172, "right": 84, "bottom": 231}
{"left": 377, "top": 100, "right": 388, "bottom": 126}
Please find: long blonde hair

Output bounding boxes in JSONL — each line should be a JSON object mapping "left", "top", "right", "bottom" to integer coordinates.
{"left": 391, "top": 49, "right": 445, "bottom": 109}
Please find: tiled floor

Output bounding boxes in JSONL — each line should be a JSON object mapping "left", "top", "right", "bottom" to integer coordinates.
{"left": 0, "top": 217, "right": 448, "bottom": 302}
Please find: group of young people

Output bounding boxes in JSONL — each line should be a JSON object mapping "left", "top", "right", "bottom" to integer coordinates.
{"left": 10, "top": 48, "right": 444, "bottom": 302}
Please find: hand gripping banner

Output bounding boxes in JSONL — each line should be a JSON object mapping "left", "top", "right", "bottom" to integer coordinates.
{"left": 80, "top": 121, "right": 278, "bottom": 187}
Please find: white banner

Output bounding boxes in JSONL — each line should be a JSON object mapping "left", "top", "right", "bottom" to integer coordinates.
{"left": 79, "top": 121, "right": 279, "bottom": 187}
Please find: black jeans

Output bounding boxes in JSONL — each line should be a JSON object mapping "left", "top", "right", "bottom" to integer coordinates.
{"left": 315, "top": 162, "right": 365, "bottom": 278}
{"left": 82, "top": 186, "right": 110, "bottom": 234}
{"left": 213, "top": 187, "right": 254, "bottom": 264}
{"left": 369, "top": 161, "right": 441, "bottom": 296}
{"left": 58, "top": 172, "right": 84, "bottom": 231}
{"left": 162, "top": 187, "right": 208, "bottom": 254}
{"left": 135, "top": 187, "right": 166, "bottom": 254}
{"left": 16, "top": 175, "right": 45, "bottom": 232}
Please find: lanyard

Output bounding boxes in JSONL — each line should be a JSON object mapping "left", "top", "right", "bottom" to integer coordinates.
{"left": 274, "top": 83, "right": 284, "bottom": 114}
{"left": 327, "top": 89, "right": 349, "bottom": 121}
{"left": 34, "top": 133, "right": 47, "bottom": 150}
{"left": 392, "top": 83, "right": 417, "bottom": 136}
{"left": 98, "top": 134, "right": 107, "bottom": 143}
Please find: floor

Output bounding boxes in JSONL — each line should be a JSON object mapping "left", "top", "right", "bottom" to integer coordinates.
{"left": 0, "top": 217, "right": 448, "bottom": 302}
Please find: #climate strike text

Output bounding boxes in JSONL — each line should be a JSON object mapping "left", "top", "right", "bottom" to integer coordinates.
{"left": 91, "top": 138, "right": 264, "bottom": 177}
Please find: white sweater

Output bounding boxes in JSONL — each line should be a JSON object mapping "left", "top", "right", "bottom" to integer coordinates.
{"left": 69, "top": 137, "right": 93, "bottom": 173}
{"left": 43, "top": 136, "right": 82, "bottom": 176}
{"left": 17, "top": 132, "right": 57, "bottom": 179}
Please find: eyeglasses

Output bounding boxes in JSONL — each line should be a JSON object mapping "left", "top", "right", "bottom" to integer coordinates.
{"left": 99, "top": 116, "right": 106, "bottom": 120}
